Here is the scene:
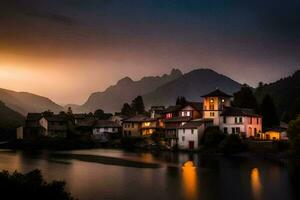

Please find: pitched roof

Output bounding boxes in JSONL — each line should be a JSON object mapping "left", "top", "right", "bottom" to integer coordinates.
{"left": 163, "top": 102, "right": 202, "bottom": 114}
{"left": 221, "top": 107, "right": 261, "bottom": 117}
{"left": 263, "top": 126, "right": 287, "bottom": 133}
{"left": 163, "top": 105, "right": 182, "bottom": 113}
{"left": 179, "top": 119, "right": 213, "bottom": 129}
{"left": 44, "top": 114, "right": 69, "bottom": 122}
{"left": 75, "top": 119, "right": 95, "bottom": 127}
{"left": 26, "top": 113, "right": 42, "bottom": 121}
{"left": 122, "top": 115, "right": 158, "bottom": 122}
{"left": 93, "top": 120, "right": 122, "bottom": 128}
{"left": 201, "top": 89, "right": 232, "bottom": 97}
{"left": 164, "top": 116, "right": 192, "bottom": 122}
{"left": 186, "top": 101, "right": 203, "bottom": 111}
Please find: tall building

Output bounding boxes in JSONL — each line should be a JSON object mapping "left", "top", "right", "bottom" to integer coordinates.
{"left": 201, "top": 89, "right": 232, "bottom": 125}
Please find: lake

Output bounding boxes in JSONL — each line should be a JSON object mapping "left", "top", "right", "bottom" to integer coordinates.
{"left": 0, "top": 149, "right": 298, "bottom": 200}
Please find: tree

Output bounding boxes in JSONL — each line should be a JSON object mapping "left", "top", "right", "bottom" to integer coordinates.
{"left": 176, "top": 96, "right": 187, "bottom": 106}
{"left": 94, "top": 109, "right": 112, "bottom": 120}
{"left": 283, "top": 97, "right": 300, "bottom": 122}
{"left": 287, "top": 115, "right": 300, "bottom": 154}
{"left": 121, "top": 103, "right": 132, "bottom": 116}
{"left": 131, "top": 96, "right": 145, "bottom": 114}
{"left": 219, "top": 134, "right": 246, "bottom": 154}
{"left": 260, "top": 94, "right": 280, "bottom": 128}
{"left": 67, "top": 107, "right": 73, "bottom": 115}
{"left": 233, "top": 85, "right": 258, "bottom": 110}
{"left": 201, "top": 126, "right": 226, "bottom": 148}
{"left": 0, "top": 169, "right": 74, "bottom": 200}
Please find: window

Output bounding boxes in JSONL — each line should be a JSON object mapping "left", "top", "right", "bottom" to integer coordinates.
{"left": 223, "top": 116, "right": 227, "bottom": 123}
{"left": 236, "top": 127, "right": 240, "bottom": 133}
{"left": 183, "top": 129, "right": 185, "bottom": 134}
{"left": 166, "top": 113, "right": 172, "bottom": 118}
{"left": 224, "top": 127, "right": 228, "bottom": 134}
{"left": 254, "top": 128, "right": 257, "bottom": 135}
{"left": 209, "top": 98, "right": 214, "bottom": 110}
{"left": 192, "top": 129, "right": 194, "bottom": 134}
{"left": 131, "top": 123, "right": 134, "bottom": 128}
{"left": 250, "top": 118, "right": 253, "bottom": 124}
{"left": 181, "top": 111, "right": 185, "bottom": 117}
{"left": 186, "top": 111, "right": 191, "bottom": 116}
{"left": 235, "top": 117, "right": 242, "bottom": 124}
{"left": 210, "top": 112, "right": 215, "bottom": 117}
{"left": 232, "top": 128, "right": 236, "bottom": 134}
{"left": 182, "top": 136, "right": 185, "bottom": 141}
{"left": 257, "top": 118, "right": 259, "bottom": 124}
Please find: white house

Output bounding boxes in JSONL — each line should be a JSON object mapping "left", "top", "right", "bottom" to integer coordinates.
{"left": 92, "top": 120, "right": 121, "bottom": 141}
{"left": 177, "top": 119, "right": 213, "bottom": 150}
{"left": 219, "top": 107, "right": 262, "bottom": 138}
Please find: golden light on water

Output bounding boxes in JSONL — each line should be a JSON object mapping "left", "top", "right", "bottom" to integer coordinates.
{"left": 182, "top": 161, "right": 198, "bottom": 200}
{"left": 251, "top": 168, "right": 263, "bottom": 200}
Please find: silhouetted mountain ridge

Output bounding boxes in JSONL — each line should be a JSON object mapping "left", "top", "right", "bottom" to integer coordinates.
{"left": 0, "top": 88, "right": 63, "bottom": 115}
{"left": 78, "top": 68, "right": 183, "bottom": 112}
{"left": 76, "top": 68, "right": 241, "bottom": 113}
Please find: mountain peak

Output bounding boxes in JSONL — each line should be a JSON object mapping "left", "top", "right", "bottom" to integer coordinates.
{"left": 170, "top": 68, "right": 183, "bottom": 76}
{"left": 117, "top": 76, "right": 133, "bottom": 85}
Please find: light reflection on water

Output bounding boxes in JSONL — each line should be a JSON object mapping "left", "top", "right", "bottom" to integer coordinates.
{"left": 251, "top": 168, "right": 262, "bottom": 200}
{"left": 182, "top": 161, "right": 198, "bottom": 200}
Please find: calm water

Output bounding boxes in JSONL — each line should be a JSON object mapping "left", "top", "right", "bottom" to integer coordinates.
{"left": 0, "top": 149, "right": 298, "bottom": 200}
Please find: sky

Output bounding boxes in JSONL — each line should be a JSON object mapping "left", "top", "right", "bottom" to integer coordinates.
{"left": 0, "top": 0, "right": 299, "bottom": 104}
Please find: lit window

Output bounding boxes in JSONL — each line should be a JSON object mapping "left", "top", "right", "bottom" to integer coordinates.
{"left": 186, "top": 111, "right": 191, "bottom": 116}
{"left": 181, "top": 111, "right": 185, "bottom": 117}
{"left": 144, "top": 122, "right": 151, "bottom": 126}
{"left": 166, "top": 113, "right": 172, "bottom": 118}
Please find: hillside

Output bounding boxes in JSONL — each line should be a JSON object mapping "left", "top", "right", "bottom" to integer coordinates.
{"left": 143, "top": 69, "right": 241, "bottom": 106}
{"left": 0, "top": 101, "right": 25, "bottom": 140}
{"left": 0, "top": 88, "right": 63, "bottom": 115}
{"left": 255, "top": 70, "right": 300, "bottom": 121}
{"left": 78, "top": 69, "right": 183, "bottom": 113}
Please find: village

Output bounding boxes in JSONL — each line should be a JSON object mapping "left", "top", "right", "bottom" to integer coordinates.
{"left": 15, "top": 88, "right": 288, "bottom": 151}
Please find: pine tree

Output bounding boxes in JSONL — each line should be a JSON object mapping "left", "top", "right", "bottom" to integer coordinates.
{"left": 131, "top": 96, "right": 145, "bottom": 114}
{"left": 121, "top": 103, "right": 133, "bottom": 116}
{"left": 176, "top": 96, "right": 187, "bottom": 106}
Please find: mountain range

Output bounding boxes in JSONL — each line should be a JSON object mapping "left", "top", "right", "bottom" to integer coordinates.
{"left": 70, "top": 68, "right": 241, "bottom": 113}
{"left": 0, "top": 68, "right": 299, "bottom": 120}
